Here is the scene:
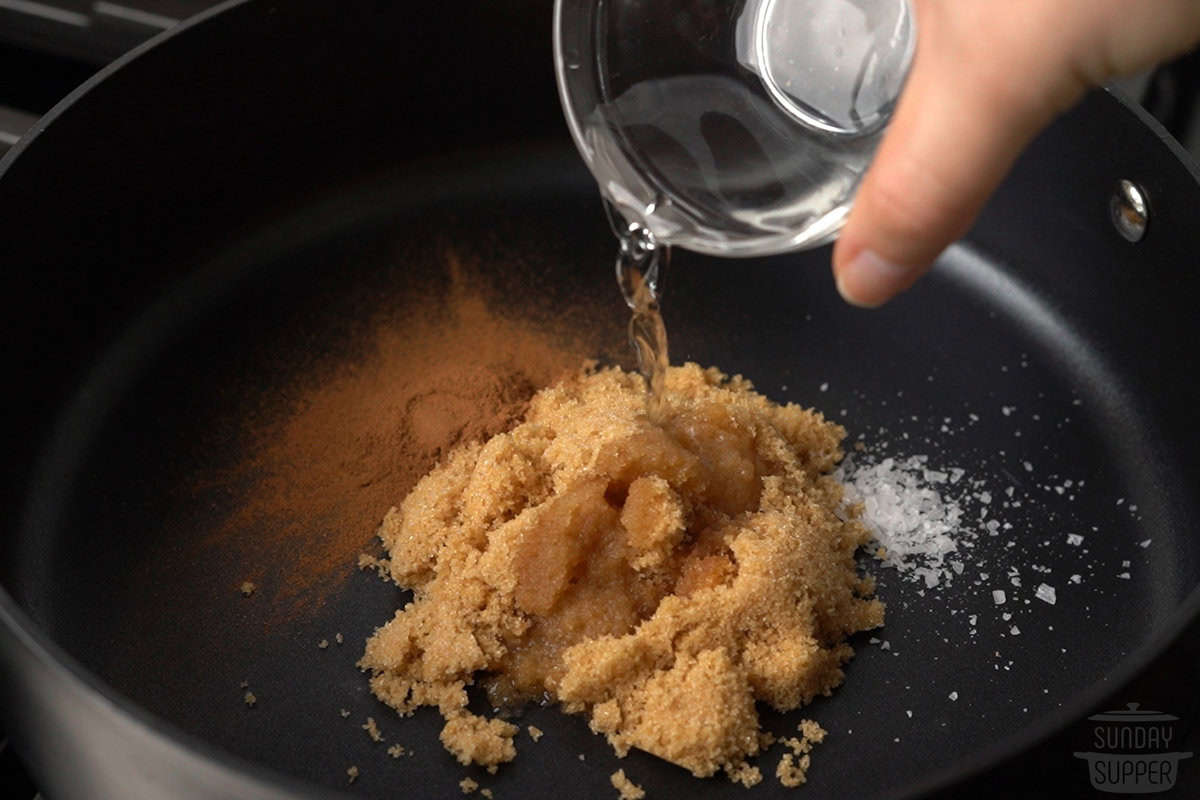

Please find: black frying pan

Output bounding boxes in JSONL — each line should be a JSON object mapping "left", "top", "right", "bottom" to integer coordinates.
{"left": 2, "top": 1, "right": 1199, "bottom": 798}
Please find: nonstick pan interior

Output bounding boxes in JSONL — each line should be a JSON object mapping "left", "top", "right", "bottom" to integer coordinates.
{"left": 2, "top": 0, "right": 1199, "bottom": 796}
{"left": 6, "top": 120, "right": 1200, "bottom": 799}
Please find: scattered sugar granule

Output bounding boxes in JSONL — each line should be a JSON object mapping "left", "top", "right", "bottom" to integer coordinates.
{"left": 239, "top": 581, "right": 256, "bottom": 597}
{"left": 1117, "top": 572, "right": 1131, "bottom": 580}
{"left": 243, "top": 690, "right": 257, "bottom": 708}
{"left": 1140, "top": 539, "right": 1152, "bottom": 548}
{"left": 798, "top": 719, "right": 826, "bottom": 746}
{"left": 335, "top": 632, "right": 344, "bottom": 645}
{"left": 776, "top": 752, "right": 812, "bottom": 788}
{"left": 819, "top": 382, "right": 829, "bottom": 392}
{"left": 1035, "top": 584, "right": 1057, "bottom": 605}
{"left": 527, "top": 725, "right": 544, "bottom": 742}
{"left": 346, "top": 766, "right": 359, "bottom": 784}
{"left": 318, "top": 639, "right": 329, "bottom": 650}
{"left": 1069, "top": 574, "right": 1082, "bottom": 584}
{"left": 339, "top": 708, "right": 350, "bottom": 719}
{"left": 948, "top": 691, "right": 959, "bottom": 701}
{"left": 728, "top": 763, "right": 763, "bottom": 788}
{"left": 387, "top": 744, "right": 405, "bottom": 759}
{"left": 460, "top": 777, "right": 478, "bottom": 794}
{"left": 363, "top": 717, "right": 383, "bottom": 743}
{"left": 358, "top": 552, "right": 392, "bottom": 580}
{"left": 610, "top": 769, "right": 646, "bottom": 800}
{"left": 1066, "top": 533, "right": 1084, "bottom": 546}
{"left": 773, "top": 721, "right": 825, "bottom": 788}
{"left": 1010, "top": 625, "right": 1021, "bottom": 636}
{"left": 481, "top": 790, "right": 494, "bottom": 800}
{"left": 993, "top": 590, "right": 1007, "bottom": 605}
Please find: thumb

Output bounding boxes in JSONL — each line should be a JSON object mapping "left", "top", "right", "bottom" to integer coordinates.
{"left": 831, "top": 2, "right": 1086, "bottom": 308}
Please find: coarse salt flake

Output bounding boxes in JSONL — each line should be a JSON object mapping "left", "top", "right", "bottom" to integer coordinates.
{"left": 837, "top": 455, "right": 973, "bottom": 588}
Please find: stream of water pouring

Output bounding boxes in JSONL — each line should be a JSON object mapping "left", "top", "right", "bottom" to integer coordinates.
{"left": 605, "top": 201, "right": 670, "bottom": 412}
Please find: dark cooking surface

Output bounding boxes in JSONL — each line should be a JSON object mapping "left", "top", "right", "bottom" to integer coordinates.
{"left": 5, "top": 143, "right": 1200, "bottom": 798}
{"left": 1, "top": 1, "right": 1199, "bottom": 798}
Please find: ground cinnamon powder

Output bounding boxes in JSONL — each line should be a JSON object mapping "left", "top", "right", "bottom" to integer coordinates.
{"left": 202, "top": 253, "right": 604, "bottom": 613}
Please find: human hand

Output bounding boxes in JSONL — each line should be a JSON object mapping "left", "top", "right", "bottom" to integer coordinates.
{"left": 832, "top": 0, "right": 1200, "bottom": 307}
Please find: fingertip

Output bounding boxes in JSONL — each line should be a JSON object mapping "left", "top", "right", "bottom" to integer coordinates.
{"left": 832, "top": 247, "right": 922, "bottom": 308}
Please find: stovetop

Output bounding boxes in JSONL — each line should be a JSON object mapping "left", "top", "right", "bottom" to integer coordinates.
{"left": 2, "top": 4, "right": 1199, "bottom": 799}
{"left": 0, "top": 0, "right": 206, "bottom": 64}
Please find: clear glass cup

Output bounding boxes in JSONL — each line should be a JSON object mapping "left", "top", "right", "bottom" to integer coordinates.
{"left": 555, "top": 0, "right": 917, "bottom": 257}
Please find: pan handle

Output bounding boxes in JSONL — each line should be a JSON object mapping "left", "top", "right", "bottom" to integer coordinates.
{"left": 0, "top": 106, "right": 38, "bottom": 157}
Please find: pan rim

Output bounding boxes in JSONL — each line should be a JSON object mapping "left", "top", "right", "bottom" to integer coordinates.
{"left": 0, "top": 0, "right": 338, "bottom": 796}
{"left": 2, "top": 2, "right": 1199, "bottom": 797}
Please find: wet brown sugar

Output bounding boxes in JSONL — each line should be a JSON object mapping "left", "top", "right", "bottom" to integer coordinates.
{"left": 360, "top": 364, "right": 883, "bottom": 781}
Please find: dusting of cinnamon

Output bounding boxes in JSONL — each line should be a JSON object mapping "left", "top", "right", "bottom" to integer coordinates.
{"left": 197, "top": 253, "right": 597, "bottom": 616}
{"left": 360, "top": 364, "right": 882, "bottom": 780}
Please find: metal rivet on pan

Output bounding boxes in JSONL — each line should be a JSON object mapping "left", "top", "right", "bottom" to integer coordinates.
{"left": 1110, "top": 179, "right": 1148, "bottom": 243}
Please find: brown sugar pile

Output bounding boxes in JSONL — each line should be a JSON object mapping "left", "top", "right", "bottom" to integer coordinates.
{"left": 360, "top": 363, "right": 883, "bottom": 782}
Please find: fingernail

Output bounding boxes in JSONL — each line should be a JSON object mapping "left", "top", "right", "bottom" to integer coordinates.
{"left": 835, "top": 249, "right": 912, "bottom": 308}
